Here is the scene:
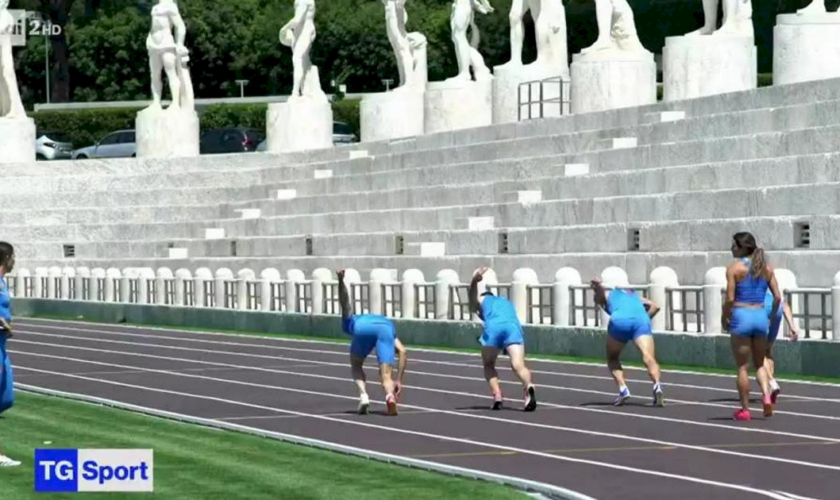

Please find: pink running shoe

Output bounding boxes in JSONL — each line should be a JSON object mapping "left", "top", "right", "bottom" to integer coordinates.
{"left": 733, "top": 408, "right": 752, "bottom": 421}
{"left": 763, "top": 395, "right": 774, "bottom": 418}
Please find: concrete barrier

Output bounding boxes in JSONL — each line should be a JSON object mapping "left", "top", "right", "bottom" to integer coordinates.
{"left": 13, "top": 298, "right": 840, "bottom": 379}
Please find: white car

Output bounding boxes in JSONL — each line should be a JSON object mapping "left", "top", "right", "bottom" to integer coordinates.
{"left": 35, "top": 131, "right": 74, "bottom": 161}
{"left": 72, "top": 130, "right": 136, "bottom": 159}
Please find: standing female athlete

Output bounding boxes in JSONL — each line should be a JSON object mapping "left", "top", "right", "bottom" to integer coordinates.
{"left": 469, "top": 267, "right": 537, "bottom": 411}
{"left": 722, "top": 232, "right": 782, "bottom": 420}
{"left": 0, "top": 242, "right": 20, "bottom": 466}
{"left": 591, "top": 278, "right": 664, "bottom": 407}
{"left": 764, "top": 289, "right": 798, "bottom": 403}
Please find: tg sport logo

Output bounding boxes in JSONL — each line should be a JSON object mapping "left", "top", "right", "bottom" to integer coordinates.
{"left": 35, "top": 449, "right": 154, "bottom": 493}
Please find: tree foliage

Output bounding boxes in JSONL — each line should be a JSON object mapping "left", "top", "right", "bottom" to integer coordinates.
{"left": 9, "top": 0, "right": 836, "bottom": 107}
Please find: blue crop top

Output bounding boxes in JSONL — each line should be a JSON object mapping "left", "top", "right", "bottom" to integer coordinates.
{"left": 0, "top": 276, "right": 11, "bottom": 323}
{"left": 734, "top": 258, "right": 768, "bottom": 304}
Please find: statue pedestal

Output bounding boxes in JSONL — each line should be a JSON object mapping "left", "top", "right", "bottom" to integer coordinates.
{"left": 360, "top": 87, "right": 425, "bottom": 142}
{"left": 266, "top": 97, "right": 333, "bottom": 153}
{"left": 0, "top": 117, "right": 36, "bottom": 164}
{"left": 663, "top": 35, "right": 757, "bottom": 101}
{"left": 135, "top": 107, "right": 199, "bottom": 158}
{"left": 570, "top": 49, "right": 656, "bottom": 114}
{"left": 424, "top": 80, "right": 492, "bottom": 134}
{"left": 492, "top": 63, "right": 570, "bottom": 124}
{"left": 774, "top": 13, "right": 840, "bottom": 86}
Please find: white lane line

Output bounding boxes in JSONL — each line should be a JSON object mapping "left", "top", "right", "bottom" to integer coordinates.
{"left": 12, "top": 348, "right": 840, "bottom": 473}
{"left": 11, "top": 364, "right": 819, "bottom": 500}
{"left": 14, "top": 330, "right": 840, "bottom": 421}
{"left": 15, "top": 383, "right": 596, "bottom": 500}
{"left": 20, "top": 319, "right": 840, "bottom": 390}
{"left": 17, "top": 325, "right": 840, "bottom": 404}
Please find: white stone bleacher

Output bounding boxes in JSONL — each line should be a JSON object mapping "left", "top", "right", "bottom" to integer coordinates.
{"left": 7, "top": 77, "right": 840, "bottom": 287}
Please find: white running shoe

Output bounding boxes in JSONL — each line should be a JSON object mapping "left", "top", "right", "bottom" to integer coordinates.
{"left": 357, "top": 393, "right": 370, "bottom": 415}
{"left": 0, "top": 455, "right": 21, "bottom": 467}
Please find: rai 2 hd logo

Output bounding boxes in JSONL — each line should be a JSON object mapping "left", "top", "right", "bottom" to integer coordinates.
{"left": 0, "top": 8, "right": 63, "bottom": 48}
{"left": 35, "top": 449, "right": 154, "bottom": 493}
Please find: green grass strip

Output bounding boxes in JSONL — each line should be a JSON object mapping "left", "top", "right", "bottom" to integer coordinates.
{"left": 0, "top": 392, "right": 526, "bottom": 499}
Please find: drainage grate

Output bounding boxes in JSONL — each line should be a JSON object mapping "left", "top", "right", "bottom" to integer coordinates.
{"left": 498, "top": 232, "right": 509, "bottom": 254}
{"left": 63, "top": 244, "right": 76, "bottom": 258}
{"left": 395, "top": 235, "right": 404, "bottom": 255}
{"left": 795, "top": 222, "right": 810, "bottom": 249}
{"left": 628, "top": 228, "right": 641, "bottom": 251}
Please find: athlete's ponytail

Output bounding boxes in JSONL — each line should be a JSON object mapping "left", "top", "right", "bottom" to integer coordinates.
{"left": 732, "top": 232, "right": 766, "bottom": 277}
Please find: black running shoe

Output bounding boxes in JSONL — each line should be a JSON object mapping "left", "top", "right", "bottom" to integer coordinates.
{"left": 524, "top": 386, "right": 537, "bottom": 412}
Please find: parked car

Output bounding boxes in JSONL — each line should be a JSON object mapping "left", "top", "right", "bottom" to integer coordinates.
{"left": 255, "top": 121, "right": 358, "bottom": 151}
{"left": 72, "top": 130, "right": 136, "bottom": 159}
{"left": 35, "top": 131, "right": 74, "bottom": 161}
{"left": 200, "top": 127, "right": 265, "bottom": 155}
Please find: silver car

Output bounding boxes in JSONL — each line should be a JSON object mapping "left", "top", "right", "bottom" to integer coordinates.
{"left": 72, "top": 130, "right": 136, "bottom": 159}
{"left": 256, "top": 121, "right": 358, "bottom": 151}
{"left": 35, "top": 131, "right": 74, "bottom": 161}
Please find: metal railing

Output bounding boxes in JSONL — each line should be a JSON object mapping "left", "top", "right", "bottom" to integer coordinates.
{"left": 296, "top": 281, "right": 313, "bottom": 313}
{"left": 785, "top": 289, "right": 833, "bottom": 340}
{"left": 517, "top": 75, "right": 570, "bottom": 121}
{"left": 666, "top": 286, "right": 704, "bottom": 333}
{"left": 382, "top": 283, "right": 402, "bottom": 318}
{"left": 527, "top": 285, "right": 554, "bottom": 325}
{"left": 322, "top": 283, "right": 339, "bottom": 315}
{"left": 414, "top": 283, "right": 436, "bottom": 319}
{"left": 449, "top": 284, "right": 472, "bottom": 320}
{"left": 350, "top": 283, "right": 370, "bottom": 315}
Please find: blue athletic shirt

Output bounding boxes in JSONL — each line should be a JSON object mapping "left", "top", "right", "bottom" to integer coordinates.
{"left": 606, "top": 289, "right": 648, "bottom": 320}
{"left": 734, "top": 258, "right": 768, "bottom": 304}
{"left": 479, "top": 294, "right": 520, "bottom": 326}
{"left": 0, "top": 276, "right": 11, "bottom": 323}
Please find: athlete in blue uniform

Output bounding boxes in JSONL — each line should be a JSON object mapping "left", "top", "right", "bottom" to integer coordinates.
{"left": 763, "top": 289, "right": 798, "bottom": 404}
{"left": 469, "top": 267, "right": 536, "bottom": 411}
{"left": 0, "top": 242, "right": 20, "bottom": 467}
{"left": 591, "top": 277, "right": 664, "bottom": 407}
{"left": 723, "top": 232, "right": 782, "bottom": 421}
{"left": 337, "top": 269, "right": 407, "bottom": 416}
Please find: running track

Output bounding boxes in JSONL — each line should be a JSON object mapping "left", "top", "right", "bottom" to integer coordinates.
{"left": 8, "top": 318, "right": 840, "bottom": 500}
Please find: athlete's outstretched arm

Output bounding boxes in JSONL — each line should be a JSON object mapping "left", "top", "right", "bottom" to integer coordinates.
{"left": 337, "top": 269, "right": 351, "bottom": 321}
{"left": 782, "top": 302, "right": 798, "bottom": 341}
{"left": 722, "top": 264, "right": 737, "bottom": 331}
{"left": 640, "top": 297, "right": 661, "bottom": 319}
{"left": 590, "top": 278, "right": 607, "bottom": 310}
{"left": 468, "top": 266, "right": 488, "bottom": 314}
{"left": 394, "top": 338, "right": 408, "bottom": 386}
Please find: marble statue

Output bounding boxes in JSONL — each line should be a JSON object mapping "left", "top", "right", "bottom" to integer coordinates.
{"left": 280, "top": 0, "right": 325, "bottom": 100}
{"left": 581, "top": 0, "right": 646, "bottom": 54}
{"left": 0, "top": 0, "right": 25, "bottom": 118}
{"left": 499, "top": 0, "right": 567, "bottom": 70}
{"left": 146, "top": 0, "right": 194, "bottom": 111}
{"left": 383, "top": 0, "right": 426, "bottom": 89}
{"left": 448, "top": 0, "right": 494, "bottom": 82}
{"left": 687, "top": 0, "right": 753, "bottom": 38}
{"left": 532, "top": 0, "right": 567, "bottom": 68}
{"left": 798, "top": 0, "right": 833, "bottom": 14}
